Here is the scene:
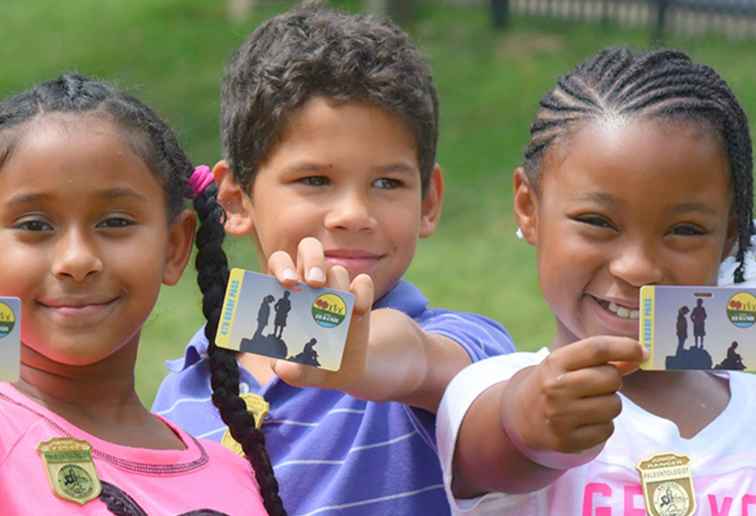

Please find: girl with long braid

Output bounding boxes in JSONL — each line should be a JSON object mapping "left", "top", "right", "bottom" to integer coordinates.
{"left": 0, "top": 74, "right": 268, "bottom": 515}
{"left": 436, "top": 48, "right": 756, "bottom": 514}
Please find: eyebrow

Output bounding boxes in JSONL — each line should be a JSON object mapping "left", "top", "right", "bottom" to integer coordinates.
{"left": 282, "top": 160, "right": 419, "bottom": 175}
{"left": 573, "top": 192, "right": 616, "bottom": 206}
{"left": 573, "top": 193, "right": 718, "bottom": 216}
{"left": 670, "top": 202, "right": 719, "bottom": 216}
{"left": 6, "top": 187, "right": 148, "bottom": 207}
{"left": 373, "top": 162, "right": 419, "bottom": 175}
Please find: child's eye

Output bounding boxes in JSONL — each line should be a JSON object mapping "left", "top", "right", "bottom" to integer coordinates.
{"left": 373, "top": 178, "right": 402, "bottom": 190}
{"left": 298, "top": 176, "right": 329, "bottom": 187}
{"left": 671, "top": 224, "right": 705, "bottom": 236}
{"left": 14, "top": 219, "right": 53, "bottom": 232}
{"left": 97, "top": 217, "right": 135, "bottom": 229}
{"left": 574, "top": 215, "right": 616, "bottom": 230}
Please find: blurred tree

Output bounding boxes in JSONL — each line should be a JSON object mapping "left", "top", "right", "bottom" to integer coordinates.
{"left": 228, "top": 0, "right": 255, "bottom": 21}
{"left": 365, "top": 0, "right": 416, "bottom": 27}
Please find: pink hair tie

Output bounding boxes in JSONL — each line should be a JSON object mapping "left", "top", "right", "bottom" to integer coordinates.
{"left": 188, "top": 165, "right": 214, "bottom": 198}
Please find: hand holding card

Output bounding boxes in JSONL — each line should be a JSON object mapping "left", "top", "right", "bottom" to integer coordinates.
{"left": 0, "top": 297, "right": 20, "bottom": 381}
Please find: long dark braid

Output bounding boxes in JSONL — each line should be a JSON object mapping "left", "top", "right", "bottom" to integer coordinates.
{"left": 523, "top": 48, "right": 754, "bottom": 282}
{"left": 193, "top": 185, "right": 286, "bottom": 516}
{"left": 0, "top": 73, "right": 283, "bottom": 514}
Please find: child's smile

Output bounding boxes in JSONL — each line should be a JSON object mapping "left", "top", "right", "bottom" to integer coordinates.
{"left": 516, "top": 117, "right": 735, "bottom": 348}
{"left": 0, "top": 115, "right": 179, "bottom": 366}
{"left": 36, "top": 295, "right": 122, "bottom": 329}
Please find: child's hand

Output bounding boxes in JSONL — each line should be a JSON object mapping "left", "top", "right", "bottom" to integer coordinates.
{"left": 267, "top": 237, "right": 375, "bottom": 393}
{"left": 506, "top": 336, "right": 647, "bottom": 456}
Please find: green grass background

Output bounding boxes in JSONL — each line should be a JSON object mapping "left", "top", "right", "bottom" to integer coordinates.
{"left": 2, "top": 1, "right": 755, "bottom": 405}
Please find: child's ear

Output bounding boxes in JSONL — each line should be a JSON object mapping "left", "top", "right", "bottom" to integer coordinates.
{"left": 419, "top": 164, "right": 444, "bottom": 238}
{"left": 214, "top": 160, "right": 255, "bottom": 236}
{"left": 162, "top": 210, "right": 197, "bottom": 286}
{"left": 513, "top": 166, "right": 539, "bottom": 245}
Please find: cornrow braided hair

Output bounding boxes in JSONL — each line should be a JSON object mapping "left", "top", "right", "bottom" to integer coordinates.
{"left": 221, "top": 1, "right": 438, "bottom": 194}
{"left": 523, "top": 47, "right": 754, "bottom": 282}
{"left": 193, "top": 184, "right": 286, "bottom": 516}
{"left": 0, "top": 73, "right": 282, "bottom": 514}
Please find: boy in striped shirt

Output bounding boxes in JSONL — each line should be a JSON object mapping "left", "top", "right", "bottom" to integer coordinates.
{"left": 153, "top": 4, "right": 514, "bottom": 515}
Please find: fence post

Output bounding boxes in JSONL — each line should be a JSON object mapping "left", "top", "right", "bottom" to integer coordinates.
{"left": 652, "top": 0, "right": 671, "bottom": 44}
{"left": 491, "top": 0, "right": 509, "bottom": 29}
{"left": 601, "top": 0, "right": 610, "bottom": 28}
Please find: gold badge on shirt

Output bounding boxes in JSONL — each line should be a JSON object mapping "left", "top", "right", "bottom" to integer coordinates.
{"left": 637, "top": 452, "right": 696, "bottom": 516}
{"left": 221, "top": 392, "right": 270, "bottom": 456}
{"left": 37, "top": 438, "right": 102, "bottom": 505}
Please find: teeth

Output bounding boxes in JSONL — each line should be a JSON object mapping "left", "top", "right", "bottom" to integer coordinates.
{"left": 607, "top": 301, "right": 639, "bottom": 320}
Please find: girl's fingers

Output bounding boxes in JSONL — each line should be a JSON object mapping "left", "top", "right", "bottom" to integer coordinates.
{"left": 297, "top": 237, "right": 326, "bottom": 287}
{"left": 551, "top": 364, "right": 623, "bottom": 398}
{"left": 554, "top": 336, "right": 647, "bottom": 373}
{"left": 610, "top": 359, "right": 644, "bottom": 376}
{"left": 544, "top": 393, "right": 622, "bottom": 434}
{"left": 554, "top": 422, "right": 615, "bottom": 454}
{"left": 267, "top": 250, "right": 300, "bottom": 288}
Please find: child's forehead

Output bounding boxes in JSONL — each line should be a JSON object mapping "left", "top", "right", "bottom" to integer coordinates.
{"left": 542, "top": 116, "right": 726, "bottom": 177}
{"left": 268, "top": 96, "right": 421, "bottom": 166}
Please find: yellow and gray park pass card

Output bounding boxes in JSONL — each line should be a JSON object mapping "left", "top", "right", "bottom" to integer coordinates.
{"left": 0, "top": 297, "right": 20, "bottom": 381}
{"left": 215, "top": 268, "right": 354, "bottom": 372}
{"left": 640, "top": 285, "right": 756, "bottom": 371}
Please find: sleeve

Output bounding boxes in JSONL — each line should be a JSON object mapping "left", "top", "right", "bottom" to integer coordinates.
{"left": 436, "top": 351, "right": 548, "bottom": 513}
{"left": 418, "top": 309, "right": 516, "bottom": 363}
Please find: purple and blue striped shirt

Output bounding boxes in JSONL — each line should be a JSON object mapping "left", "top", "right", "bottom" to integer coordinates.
{"left": 152, "top": 280, "right": 514, "bottom": 516}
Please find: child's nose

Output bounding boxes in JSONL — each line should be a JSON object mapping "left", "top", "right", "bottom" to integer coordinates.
{"left": 608, "top": 241, "right": 664, "bottom": 288}
{"left": 52, "top": 229, "right": 103, "bottom": 282}
{"left": 324, "top": 190, "right": 377, "bottom": 232}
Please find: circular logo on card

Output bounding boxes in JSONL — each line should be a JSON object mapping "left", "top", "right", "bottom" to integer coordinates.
{"left": 727, "top": 292, "right": 756, "bottom": 328}
{"left": 0, "top": 302, "right": 15, "bottom": 339}
{"left": 312, "top": 294, "right": 347, "bottom": 328}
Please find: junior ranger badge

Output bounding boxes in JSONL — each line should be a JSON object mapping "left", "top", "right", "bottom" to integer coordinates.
{"left": 637, "top": 452, "right": 696, "bottom": 516}
{"left": 38, "top": 438, "right": 102, "bottom": 505}
{"left": 221, "top": 392, "right": 270, "bottom": 456}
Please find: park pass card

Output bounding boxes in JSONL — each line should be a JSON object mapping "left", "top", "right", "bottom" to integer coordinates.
{"left": 639, "top": 285, "right": 756, "bottom": 371}
{"left": 0, "top": 297, "right": 20, "bottom": 381}
{"left": 215, "top": 268, "right": 354, "bottom": 372}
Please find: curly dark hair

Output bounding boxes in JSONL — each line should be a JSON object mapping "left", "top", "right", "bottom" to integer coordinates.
{"left": 522, "top": 47, "right": 753, "bottom": 282}
{"left": 220, "top": 1, "right": 439, "bottom": 195}
{"left": 0, "top": 73, "right": 282, "bottom": 515}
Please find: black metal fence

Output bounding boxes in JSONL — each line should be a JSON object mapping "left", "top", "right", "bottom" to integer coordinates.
{"left": 498, "top": 0, "right": 756, "bottom": 40}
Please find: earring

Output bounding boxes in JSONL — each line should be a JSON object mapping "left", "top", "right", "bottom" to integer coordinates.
{"left": 515, "top": 227, "right": 524, "bottom": 240}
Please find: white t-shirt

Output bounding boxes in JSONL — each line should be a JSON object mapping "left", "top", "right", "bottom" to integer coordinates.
{"left": 437, "top": 350, "right": 756, "bottom": 515}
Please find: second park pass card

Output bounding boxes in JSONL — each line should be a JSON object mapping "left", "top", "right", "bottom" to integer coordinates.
{"left": 639, "top": 285, "right": 756, "bottom": 371}
{"left": 215, "top": 268, "right": 354, "bottom": 372}
{"left": 0, "top": 297, "right": 20, "bottom": 381}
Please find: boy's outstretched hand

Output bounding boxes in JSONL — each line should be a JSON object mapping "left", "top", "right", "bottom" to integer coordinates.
{"left": 265, "top": 237, "right": 470, "bottom": 411}
{"left": 267, "top": 237, "right": 375, "bottom": 396}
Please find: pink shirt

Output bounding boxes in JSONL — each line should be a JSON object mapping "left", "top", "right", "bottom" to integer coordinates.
{"left": 0, "top": 382, "right": 267, "bottom": 515}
